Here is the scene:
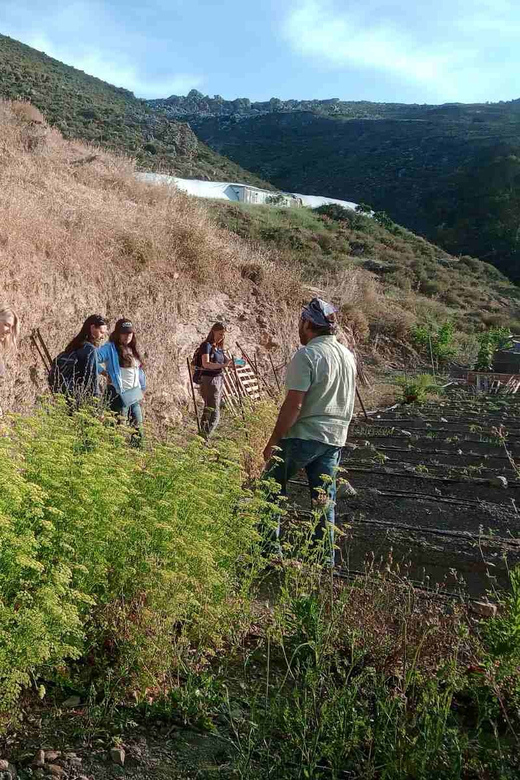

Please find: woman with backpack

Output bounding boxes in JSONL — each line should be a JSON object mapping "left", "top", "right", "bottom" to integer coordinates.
{"left": 0, "top": 305, "right": 20, "bottom": 416}
{"left": 97, "top": 319, "right": 146, "bottom": 446}
{"left": 195, "top": 322, "right": 231, "bottom": 439}
{"left": 49, "top": 314, "right": 107, "bottom": 400}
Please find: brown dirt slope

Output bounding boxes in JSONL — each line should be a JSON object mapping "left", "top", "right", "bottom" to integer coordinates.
{"left": 0, "top": 101, "right": 300, "bottom": 422}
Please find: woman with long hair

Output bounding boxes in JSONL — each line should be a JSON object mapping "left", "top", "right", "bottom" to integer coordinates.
{"left": 0, "top": 305, "right": 20, "bottom": 416}
{"left": 97, "top": 319, "right": 146, "bottom": 445}
{"left": 51, "top": 314, "right": 107, "bottom": 399}
{"left": 0, "top": 306, "right": 20, "bottom": 365}
{"left": 197, "top": 321, "right": 231, "bottom": 438}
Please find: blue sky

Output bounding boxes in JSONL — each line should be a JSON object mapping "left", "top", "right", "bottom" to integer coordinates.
{"left": 1, "top": 0, "right": 519, "bottom": 104}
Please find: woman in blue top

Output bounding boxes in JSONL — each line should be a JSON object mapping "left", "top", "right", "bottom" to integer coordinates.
{"left": 198, "top": 322, "right": 231, "bottom": 438}
{"left": 98, "top": 319, "right": 146, "bottom": 446}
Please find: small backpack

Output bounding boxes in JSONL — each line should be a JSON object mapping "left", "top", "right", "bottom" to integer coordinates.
{"left": 190, "top": 342, "right": 214, "bottom": 385}
{"left": 48, "top": 350, "right": 80, "bottom": 395}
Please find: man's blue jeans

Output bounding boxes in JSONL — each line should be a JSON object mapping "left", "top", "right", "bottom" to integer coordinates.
{"left": 265, "top": 438, "right": 342, "bottom": 566}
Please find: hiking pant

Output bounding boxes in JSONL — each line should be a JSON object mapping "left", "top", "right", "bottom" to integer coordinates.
{"left": 107, "top": 387, "right": 143, "bottom": 447}
{"left": 264, "top": 438, "right": 342, "bottom": 566}
{"left": 200, "top": 374, "right": 223, "bottom": 438}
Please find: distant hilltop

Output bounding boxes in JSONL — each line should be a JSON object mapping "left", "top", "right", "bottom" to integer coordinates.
{"left": 147, "top": 89, "right": 520, "bottom": 122}
{"left": 147, "top": 89, "right": 346, "bottom": 119}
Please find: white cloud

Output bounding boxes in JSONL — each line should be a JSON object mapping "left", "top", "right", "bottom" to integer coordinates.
{"left": 0, "top": 2, "right": 204, "bottom": 98}
{"left": 26, "top": 35, "right": 203, "bottom": 97}
{"left": 282, "top": 0, "right": 520, "bottom": 101}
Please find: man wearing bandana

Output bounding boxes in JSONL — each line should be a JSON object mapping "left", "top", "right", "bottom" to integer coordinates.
{"left": 263, "top": 298, "right": 357, "bottom": 566}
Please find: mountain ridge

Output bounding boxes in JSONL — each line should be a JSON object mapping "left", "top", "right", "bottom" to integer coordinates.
{"left": 147, "top": 88, "right": 520, "bottom": 122}
{"left": 148, "top": 91, "right": 520, "bottom": 280}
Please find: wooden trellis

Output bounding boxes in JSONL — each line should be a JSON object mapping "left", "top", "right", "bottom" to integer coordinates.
{"left": 222, "top": 357, "right": 262, "bottom": 414}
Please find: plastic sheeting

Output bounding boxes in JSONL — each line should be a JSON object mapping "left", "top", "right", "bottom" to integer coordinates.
{"left": 136, "top": 173, "right": 359, "bottom": 211}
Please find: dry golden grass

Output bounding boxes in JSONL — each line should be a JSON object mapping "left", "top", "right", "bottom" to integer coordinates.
{"left": 0, "top": 101, "right": 304, "bottom": 419}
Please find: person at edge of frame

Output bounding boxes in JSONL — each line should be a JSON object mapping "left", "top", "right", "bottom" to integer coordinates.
{"left": 98, "top": 319, "right": 146, "bottom": 447}
{"left": 198, "top": 321, "right": 232, "bottom": 439}
{"left": 262, "top": 298, "right": 357, "bottom": 566}
{"left": 0, "top": 305, "right": 20, "bottom": 418}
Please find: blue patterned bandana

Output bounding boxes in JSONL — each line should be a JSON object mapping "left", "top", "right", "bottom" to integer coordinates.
{"left": 301, "top": 298, "right": 338, "bottom": 333}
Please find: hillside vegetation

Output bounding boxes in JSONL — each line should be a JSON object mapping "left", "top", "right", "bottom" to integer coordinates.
{"left": 166, "top": 97, "right": 520, "bottom": 280}
{"left": 208, "top": 200, "right": 520, "bottom": 346}
{"left": 0, "top": 34, "right": 272, "bottom": 187}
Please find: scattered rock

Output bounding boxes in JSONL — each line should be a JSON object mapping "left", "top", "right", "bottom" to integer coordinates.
{"left": 471, "top": 601, "right": 498, "bottom": 619}
{"left": 44, "top": 752, "right": 61, "bottom": 763}
{"left": 62, "top": 695, "right": 81, "bottom": 708}
{"left": 47, "top": 765, "right": 65, "bottom": 777}
{"left": 110, "top": 748, "right": 126, "bottom": 766}
{"left": 401, "top": 430, "right": 412, "bottom": 437}
{"left": 33, "top": 750, "right": 45, "bottom": 767}
{"left": 337, "top": 480, "right": 358, "bottom": 498}
{"left": 489, "top": 476, "right": 508, "bottom": 489}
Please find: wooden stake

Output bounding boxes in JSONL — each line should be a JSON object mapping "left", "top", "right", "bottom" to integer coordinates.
{"left": 356, "top": 386, "right": 369, "bottom": 422}
{"left": 268, "top": 352, "right": 281, "bottom": 392}
{"left": 36, "top": 328, "right": 53, "bottom": 368}
{"left": 186, "top": 358, "right": 202, "bottom": 435}
{"left": 428, "top": 335, "right": 436, "bottom": 376}
{"left": 30, "top": 330, "right": 51, "bottom": 372}
{"left": 231, "top": 355, "right": 245, "bottom": 414}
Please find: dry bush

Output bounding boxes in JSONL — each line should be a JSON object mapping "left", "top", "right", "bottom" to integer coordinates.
{"left": 319, "top": 266, "right": 418, "bottom": 342}
{"left": 7, "top": 100, "right": 48, "bottom": 153}
{"left": 339, "top": 304, "right": 370, "bottom": 343}
{"left": 336, "top": 577, "right": 477, "bottom": 677}
{"left": 0, "top": 101, "right": 304, "bottom": 420}
{"left": 10, "top": 100, "right": 45, "bottom": 125}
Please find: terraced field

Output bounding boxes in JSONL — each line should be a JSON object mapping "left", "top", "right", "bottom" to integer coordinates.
{"left": 286, "top": 392, "right": 520, "bottom": 597}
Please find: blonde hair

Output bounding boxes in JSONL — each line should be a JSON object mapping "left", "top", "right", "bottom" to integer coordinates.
{"left": 0, "top": 306, "right": 20, "bottom": 352}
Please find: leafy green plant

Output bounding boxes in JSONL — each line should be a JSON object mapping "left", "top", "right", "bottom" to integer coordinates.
{"left": 475, "top": 327, "right": 513, "bottom": 371}
{"left": 396, "top": 373, "right": 439, "bottom": 404}
{"left": 411, "top": 321, "right": 456, "bottom": 366}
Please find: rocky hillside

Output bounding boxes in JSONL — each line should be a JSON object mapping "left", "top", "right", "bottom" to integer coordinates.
{"left": 150, "top": 88, "right": 520, "bottom": 123}
{"left": 150, "top": 91, "right": 520, "bottom": 281}
{"left": 0, "top": 35, "right": 272, "bottom": 187}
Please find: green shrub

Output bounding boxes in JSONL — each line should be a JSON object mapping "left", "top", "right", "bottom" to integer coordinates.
{"left": 0, "top": 401, "right": 264, "bottom": 715}
{"left": 396, "top": 373, "right": 439, "bottom": 404}
{"left": 411, "top": 321, "right": 456, "bottom": 365}
{"left": 475, "top": 326, "right": 512, "bottom": 370}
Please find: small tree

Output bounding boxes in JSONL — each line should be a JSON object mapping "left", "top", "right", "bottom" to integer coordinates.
{"left": 475, "top": 327, "right": 513, "bottom": 371}
{"left": 410, "top": 321, "right": 456, "bottom": 367}
{"left": 355, "top": 202, "right": 373, "bottom": 215}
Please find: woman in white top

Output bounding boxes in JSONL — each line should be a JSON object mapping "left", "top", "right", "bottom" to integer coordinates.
{"left": 0, "top": 305, "right": 20, "bottom": 417}
{"left": 98, "top": 319, "right": 146, "bottom": 446}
